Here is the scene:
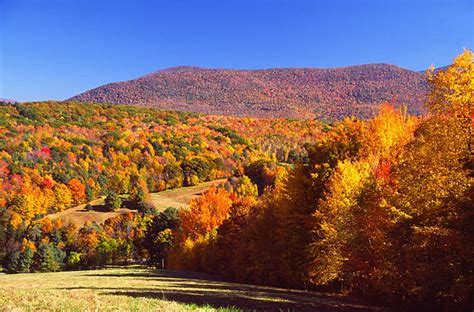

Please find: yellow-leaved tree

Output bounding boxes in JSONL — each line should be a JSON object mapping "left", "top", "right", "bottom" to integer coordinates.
{"left": 384, "top": 49, "right": 474, "bottom": 308}
{"left": 427, "top": 48, "right": 473, "bottom": 155}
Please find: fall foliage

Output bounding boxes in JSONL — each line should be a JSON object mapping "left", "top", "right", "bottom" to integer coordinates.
{"left": 166, "top": 50, "right": 473, "bottom": 310}
{"left": 69, "top": 64, "right": 428, "bottom": 120}
{"left": 0, "top": 50, "right": 472, "bottom": 311}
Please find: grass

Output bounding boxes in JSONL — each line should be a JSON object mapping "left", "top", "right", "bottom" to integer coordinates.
{"left": 147, "top": 179, "right": 227, "bottom": 210}
{"left": 45, "top": 179, "right": 227, "bottom": 227}
{"left": 44, "top": 197, "right": 135, "bottom": 226}
{"left": 0, "top": 266, "right": 381, "bottom": 311}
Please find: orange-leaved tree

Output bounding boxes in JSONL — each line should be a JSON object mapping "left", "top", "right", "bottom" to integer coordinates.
{"left": 168, "top": 186, "right": 233, "bottom": 270}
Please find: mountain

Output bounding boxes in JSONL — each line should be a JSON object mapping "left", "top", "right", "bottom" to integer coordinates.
{"left": 68, "top": 64, "right": 429, "bottom": 120}
{"left": 418, "top": 65, "right": 451, "bottom": 74}
{"left": 0, "top": 98, "right": 17, "bottom": 103}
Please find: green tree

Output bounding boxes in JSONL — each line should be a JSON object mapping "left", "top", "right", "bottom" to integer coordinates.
{"left": 65, "top": 251, "right": 82, "bottom": 270}
{"left": 96, "top": 239, "right": 118, "bottom": 266}
{"left": 35, "top": 243, "right": 65, "bottom": 272}
{"left": 236, "top": 175, "right": 258, "bottom": 198}
{"left": 104, "top": 192, "right": 121, "bottom": 211}
{"left": 3, "top": 247, "right": 35, "bottom": 273}
{"left": 145, "top": 207, "right": 180, "bottom": 267}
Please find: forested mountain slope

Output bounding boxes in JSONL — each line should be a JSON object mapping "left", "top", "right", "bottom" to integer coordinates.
{"left": 69, "top": 64, "right": 428, "bottom": 120}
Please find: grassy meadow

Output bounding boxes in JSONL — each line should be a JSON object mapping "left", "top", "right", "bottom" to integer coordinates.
{"left": 0, "top": 266, "right": 380, "bottom": 311}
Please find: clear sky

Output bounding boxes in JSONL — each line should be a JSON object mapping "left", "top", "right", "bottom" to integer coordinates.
{"left": 1, "top": 0, "right": 473, "bottom": 102}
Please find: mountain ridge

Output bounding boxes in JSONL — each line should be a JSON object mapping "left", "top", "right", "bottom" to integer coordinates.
{"left": 0, "top": 98, "right": 18, "bottom": 103}
{"left": 68, "top": 64, "right": 430, "bottom": 120}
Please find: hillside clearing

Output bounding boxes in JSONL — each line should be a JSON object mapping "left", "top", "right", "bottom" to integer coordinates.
{"left": 148, "top": 179, "right": 227, "bottom": 210}
{"left": 0, "top": 266, "right": 381, "bottom": 311}
{"left": 45, "top": 179, "right": 227, "bottom": 226}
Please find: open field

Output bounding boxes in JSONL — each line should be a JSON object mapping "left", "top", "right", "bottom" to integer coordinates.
{"left": 45, "top": 179, "right": 227, "bottom": 226}
{"left": 147, "top": 179, "right": 227, "bottom": 210}
{"left": 44, "top": 197, "right": 135, "bottom": 226}
{"left": 0, "top": 266, "right": 381, "bottom": 311}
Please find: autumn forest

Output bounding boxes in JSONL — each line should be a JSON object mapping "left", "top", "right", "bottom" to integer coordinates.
{"left": 0, "top": 50, "right": 472, "bottom": 311}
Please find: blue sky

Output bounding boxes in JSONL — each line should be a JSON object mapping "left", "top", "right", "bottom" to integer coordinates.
{"left": 1, "top": 0, "right": 472, "bottom": 101}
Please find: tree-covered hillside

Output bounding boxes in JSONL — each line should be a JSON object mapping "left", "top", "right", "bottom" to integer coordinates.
{"left": 0, "top": 101, "right": 320, "bottom": 274}
{"left": 69, "top": 64, "right": 428, "bottom": 120}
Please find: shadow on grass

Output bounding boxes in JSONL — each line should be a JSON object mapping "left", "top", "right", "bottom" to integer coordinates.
{"left": 84, "top": 204, "right": 109, "bottom": 212}
{"left": 83, "top": 269, "right": 222, "bottom": 280}
{"left": 79, "top": 199, "right": 139, "bottom": 213}
{"left": 70, "top": 269, "right": 381, "bottom": 311}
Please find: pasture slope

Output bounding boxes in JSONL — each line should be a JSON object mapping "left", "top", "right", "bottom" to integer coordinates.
{"left": 0, "top": 266, "right": 382, "bottom": 311}
{"left": 45, "top": 179, "right": 227, "bottom": 227}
